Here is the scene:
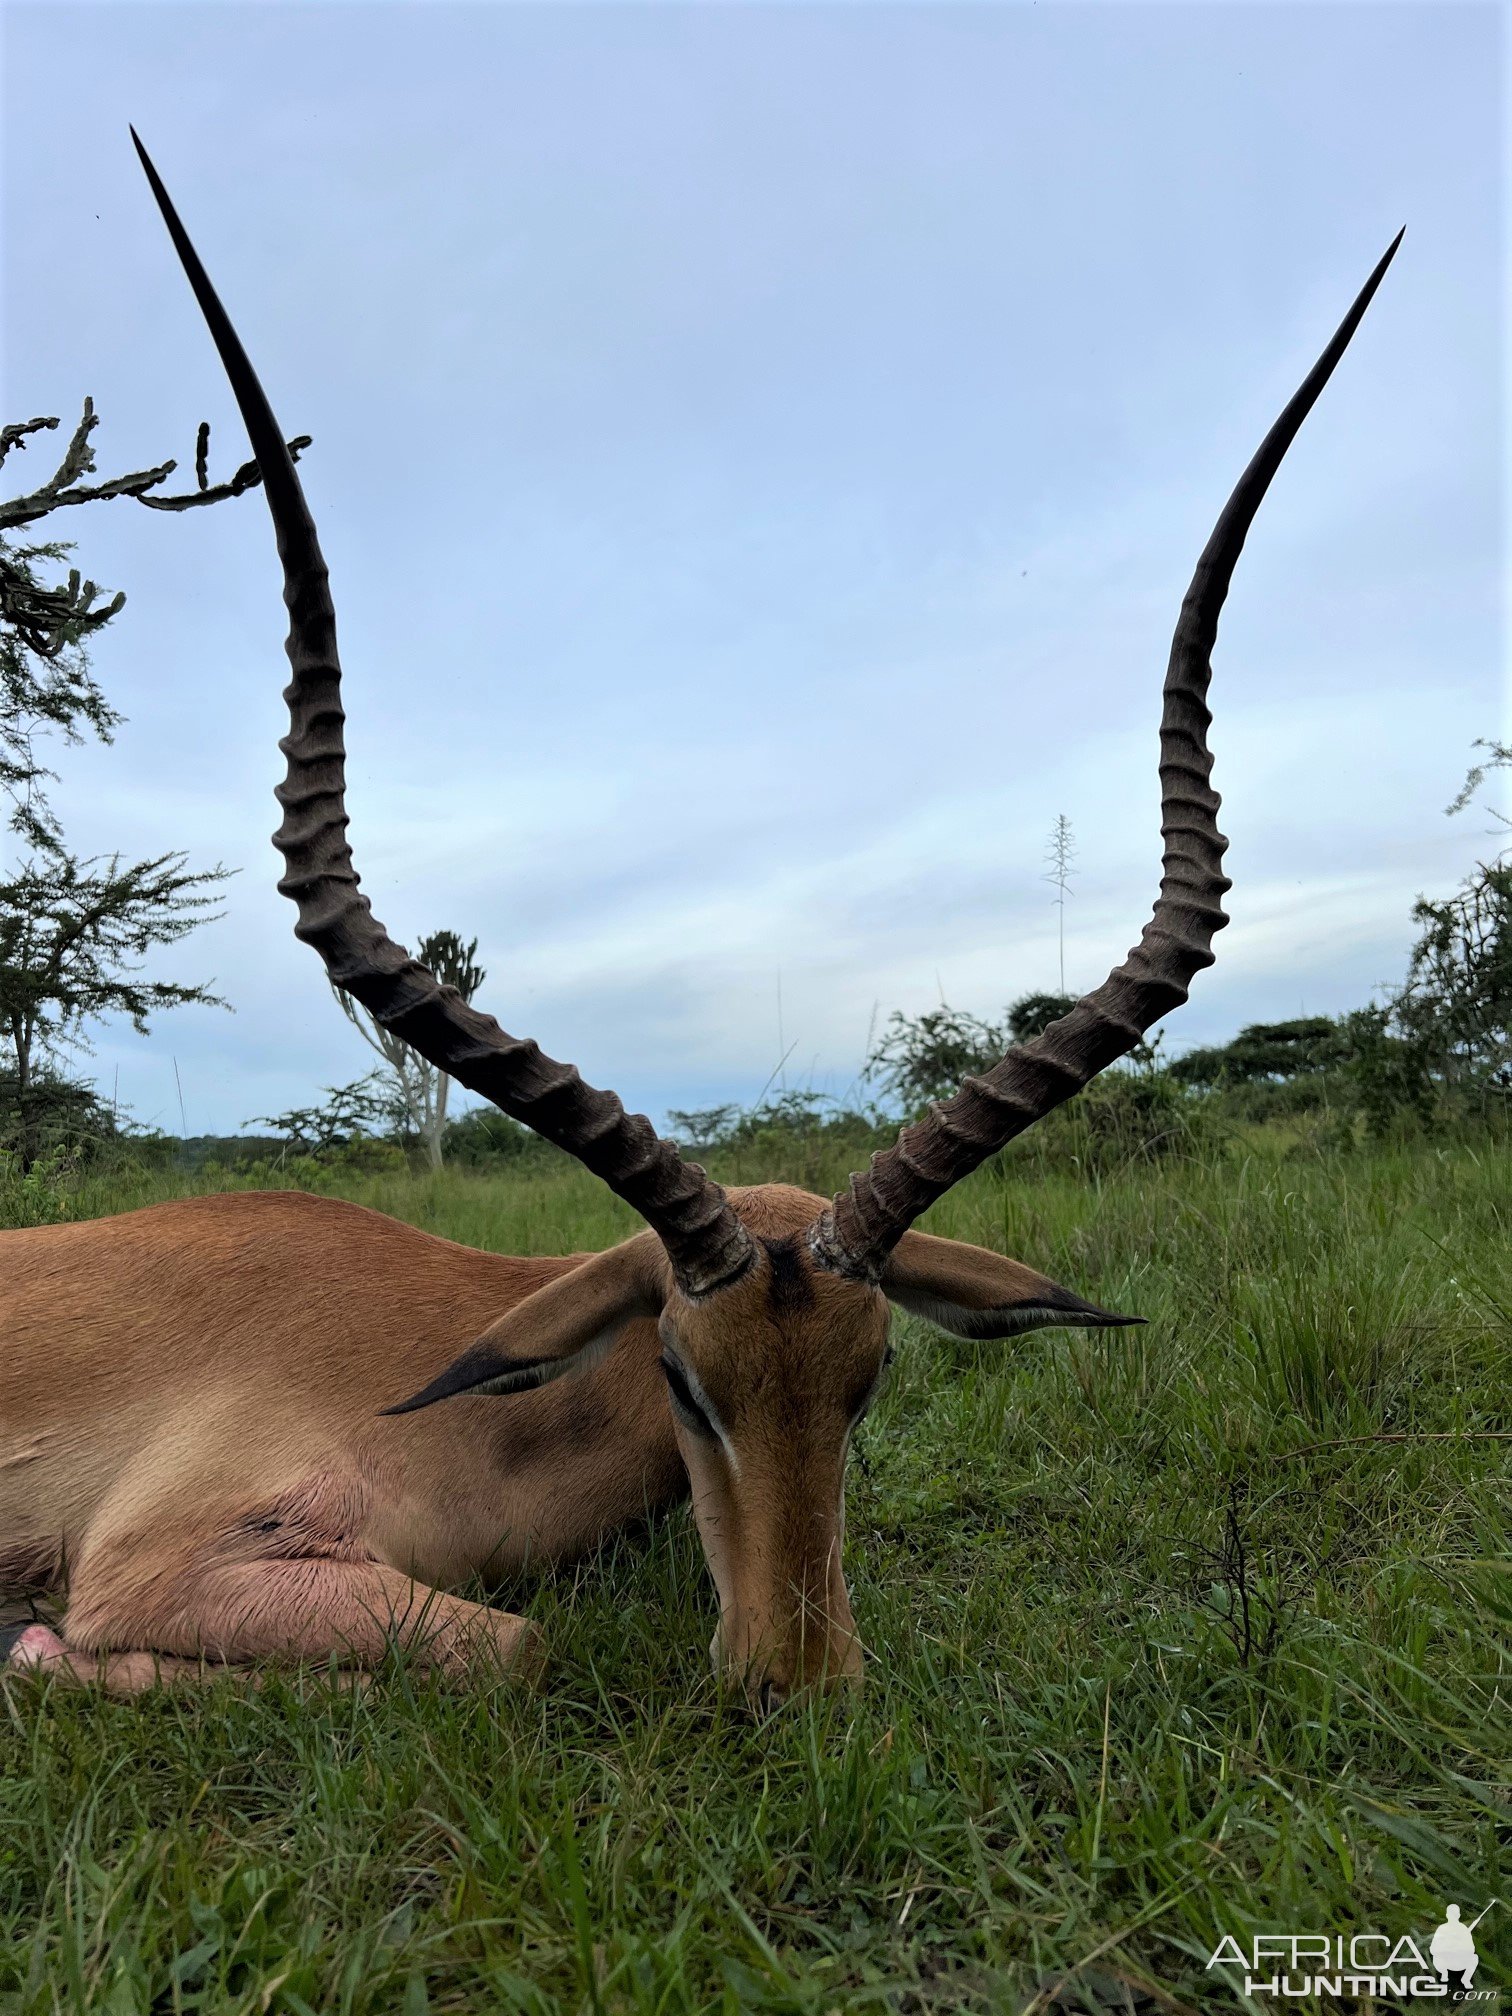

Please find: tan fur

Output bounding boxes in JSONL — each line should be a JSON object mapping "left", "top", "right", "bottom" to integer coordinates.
{"left": 1, "top": 1181, "right": 1113, "bottom": 1702}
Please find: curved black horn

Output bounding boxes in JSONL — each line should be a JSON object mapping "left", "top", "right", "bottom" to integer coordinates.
{"left": 813, "top": 233, "right": 1402, "bottom": 1280}
{"left": 133, "top": 130, "right": 754, "bottom": 1300}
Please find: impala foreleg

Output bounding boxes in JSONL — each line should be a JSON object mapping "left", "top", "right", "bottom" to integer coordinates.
{"left": 1, "top": 1622, "right": 214, "bottom": 1694}
{"left": 63, "top": 1555, "right": 542, "bottom": 1685}
{"left": 1, "top": 1619, "right": 382, "bottom": 1695}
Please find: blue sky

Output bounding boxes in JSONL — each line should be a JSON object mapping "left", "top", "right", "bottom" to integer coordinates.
{"left": 2, "top": 1, "right": 1503, "bottom": 1140}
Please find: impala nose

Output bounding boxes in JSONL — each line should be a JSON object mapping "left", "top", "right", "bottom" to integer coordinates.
{"left": 757, "top": 1676, "right": 788, "bottom": 1716}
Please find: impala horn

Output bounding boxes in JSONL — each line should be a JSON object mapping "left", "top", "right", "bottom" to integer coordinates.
{"left": 133, "top": 129, "right": 755, "bottom": 1300}
{"left": 812, "top": 232, "right": 1402, "bottom": 1281}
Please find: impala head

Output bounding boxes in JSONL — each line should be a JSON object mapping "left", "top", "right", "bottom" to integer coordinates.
{"left": 378, "top": 1177, "right": 1133, "bottom": 1701}
{"left": 653, "top": 1191, "right": 1138, "bottom": 1702}
{"left": 133, "top": 131, "right": 1397, "bottom": 1705}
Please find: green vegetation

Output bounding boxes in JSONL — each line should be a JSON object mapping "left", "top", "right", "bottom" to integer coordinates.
{"left": 3, "top": 1132, "right": 1506, "bottom": 2013}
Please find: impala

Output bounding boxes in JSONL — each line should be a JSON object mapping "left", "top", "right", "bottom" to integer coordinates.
{"left": 0, "top": 136, "right": 1398, "bottom": 1703}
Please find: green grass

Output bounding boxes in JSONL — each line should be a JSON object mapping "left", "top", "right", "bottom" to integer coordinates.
{"left": 2, "top": 1139, "right": 1508, "bottom": 2013}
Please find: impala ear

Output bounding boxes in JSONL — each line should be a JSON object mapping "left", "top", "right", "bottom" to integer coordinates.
{"left": 879, "top": 1229, "right": 1143, "bottom": 1342}
{"left": 381, "top": 1232, "right": 669, "bottom": 1414}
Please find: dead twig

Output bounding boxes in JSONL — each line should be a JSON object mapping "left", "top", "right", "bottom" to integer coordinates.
{"left": 1, "top": 397, "right": 309, "bottom": 530}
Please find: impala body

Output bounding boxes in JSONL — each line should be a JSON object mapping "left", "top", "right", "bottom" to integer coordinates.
{"left": 0, "top": 135, "right": 1398, "bottom": 1701}
{"left": 0, "top": 1179, "right": 1117, "bottom": 1697}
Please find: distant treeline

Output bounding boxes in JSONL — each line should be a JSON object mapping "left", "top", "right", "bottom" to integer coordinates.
{"left": 4, "top": 839, "right": 1505, "bottom": 1188}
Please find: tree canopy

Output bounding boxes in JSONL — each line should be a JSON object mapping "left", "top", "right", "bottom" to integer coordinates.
{"left": 0, "top": 397, "right": 286, "bottom": 1159}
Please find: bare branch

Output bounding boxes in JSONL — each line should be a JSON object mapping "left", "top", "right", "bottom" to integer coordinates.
{"left": 136, "top": 431, "right": 312, "bottom": 513}
{"left": 47, "top": 401, "right": 103, "bottom": 495}
{"left": 0, "top": 417, "right": 61, "bottom": 470}
{"left": 0, "top": 401, "right": 310, "bottom": 530}
{"left": 1446, "top": 736, "right": 1512, "bottom": 835}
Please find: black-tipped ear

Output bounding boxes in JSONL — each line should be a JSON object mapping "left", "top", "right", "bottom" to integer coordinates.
{"left": 378, "top": 1232, "right": 669, "bottom": 1418}
{"left": 380, "top": 1342, "right": 597, "bottom": 1415}
{"left": 879, "top": 1228, "right": 1145, "bottom": 1342}
{"left": 887, "top": 1281, "right": 1145, "bottom": 1342}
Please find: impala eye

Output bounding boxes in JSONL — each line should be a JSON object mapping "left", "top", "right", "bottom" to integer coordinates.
{"left": 660, "top": 1353, "right": 717, "bottom": 1440}
{"left": 852, "top": 1348, "right": 894, "bottom": 1427}
{"left": 846, "top": 1346, "right": 895, "bottom": 1427}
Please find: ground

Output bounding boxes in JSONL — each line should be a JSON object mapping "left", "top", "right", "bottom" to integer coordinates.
{"left": 1, "top": 1138, "right": 1507, "bottom": 2013}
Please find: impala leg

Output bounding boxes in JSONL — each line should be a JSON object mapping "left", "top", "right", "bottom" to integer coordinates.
{"left": 2, "top": 1622, "right": 228, "bottom": 1694}
{"left": 1, "top": 1619, "right": 377, "bottom": 1695}
{"left": 63, "top": 1555, "right": 544, "bottom": 1687}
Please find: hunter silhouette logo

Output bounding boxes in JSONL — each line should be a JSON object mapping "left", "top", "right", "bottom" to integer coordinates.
{"left": 1208, "top": 1898, "right": 1498, "bottom": 2002}
{"left": 1431, "top": 1905, "right": 1487, "bottom": 1992}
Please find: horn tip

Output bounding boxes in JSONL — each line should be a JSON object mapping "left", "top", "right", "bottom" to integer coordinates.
{"left": 1370, "top": 228, "right": 1405, "bottom": 286}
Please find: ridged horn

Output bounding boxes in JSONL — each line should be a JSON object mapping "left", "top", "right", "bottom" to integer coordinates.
{"left": 812, "top": 232, "right": 1402, "bottom": 1281}
{"left": 132, "top": 130, "right": 754, "bottom": 1300}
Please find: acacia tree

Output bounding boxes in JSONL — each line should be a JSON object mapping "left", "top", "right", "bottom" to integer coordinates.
{"left": 1381, "top": 740, "right": 1512, "bottom": 1118}
{"left": 253, "top": 1071, "right": 408, "bottom": 1160}
{"left": 0, "top": 400, "right": 301, "bottom": 1156}
{"left": 333, "top": 929, "right": 487, "bottom": 1168}
{"left": 1394, "top": 865, "right": 1511, "bottom": 1111}
{"left": 0, "top": 852, "right": 225, "bottom": 1163}
{"left": 1445, "top": 736, "right": 1511, "bottom": 838}
{"left": 865, "top": 991, "right": 1076, "bottom": 1114}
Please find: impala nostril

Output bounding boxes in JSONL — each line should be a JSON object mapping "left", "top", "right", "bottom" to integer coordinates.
{"left": 757, "top": 1677, "right": 787, "bottom": 1716}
